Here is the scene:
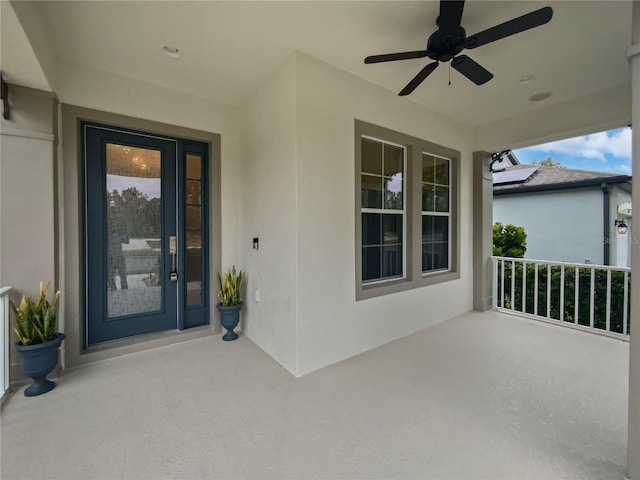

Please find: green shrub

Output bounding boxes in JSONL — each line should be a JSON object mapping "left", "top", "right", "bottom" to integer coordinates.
{"left": 493, "top": 223, "right": 527, "bottom": 258}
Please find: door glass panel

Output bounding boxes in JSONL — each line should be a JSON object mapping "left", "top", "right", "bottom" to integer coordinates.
{"left": 105, "top": 143, "right": 162, "bottom": 318}
{"left": 186, "top": 154, "right": 203, "bottom": 306}
{"left": 186, "top": 154, "right": 202, "bottom": 180}
{"left": 186, "top": 206, "right": 201, "bottom": 230}
{"left": 186, "top": 180, "right": 201, "bottom": 204}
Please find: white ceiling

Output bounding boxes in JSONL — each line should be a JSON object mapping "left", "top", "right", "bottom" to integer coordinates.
{"left": 0, "top": 1, "right": 50, "bottom": 91}
{"left": 4, "top": 1, "right": 634, "bottom": 127}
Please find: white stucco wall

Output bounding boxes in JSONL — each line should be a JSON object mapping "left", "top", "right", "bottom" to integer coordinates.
{"left": 294, "top": 53, "right": 474, "bottom": 375}
{"left": 239, "top": 54, "right": 298, "bottom": 373}
{"left": 493, "top": 188, "right": 606, "bottom": 264}
{"left": 610, "top": 185, "right": 632, "bottom": 267}
{"left": 3, "top": 47, "right": 476, "bottom": 377}
{"left": 237, "top": 51, "right": 475, "bottom": 376}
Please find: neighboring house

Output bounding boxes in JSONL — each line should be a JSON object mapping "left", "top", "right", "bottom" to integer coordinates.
{"left": 493, "top": 164, "right": 632, "bottom": 266}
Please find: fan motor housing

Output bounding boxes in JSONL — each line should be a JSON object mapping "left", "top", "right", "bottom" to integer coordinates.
{"left": 427, "top": 27, "right": 466, "bottom": 62}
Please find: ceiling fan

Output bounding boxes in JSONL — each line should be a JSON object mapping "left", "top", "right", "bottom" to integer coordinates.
{"left": 364, "top": 1, "right": 553, "bottom": 95}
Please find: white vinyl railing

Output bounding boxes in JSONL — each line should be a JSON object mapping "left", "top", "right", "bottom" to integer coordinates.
{"left": 0, "top": 286, "right": 12, "bottom": 399}
{"left": 492, "top": 257, "right": 630, "bottom": 340}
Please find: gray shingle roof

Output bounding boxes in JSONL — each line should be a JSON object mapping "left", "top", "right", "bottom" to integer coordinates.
{"left": 493, "top": 165, "right": 631, "bottom": 194}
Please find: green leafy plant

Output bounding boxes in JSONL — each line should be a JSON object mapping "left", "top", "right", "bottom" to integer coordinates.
{"left": 10, "top": 281, "right": 61, "bottom": 346}
{"left": 217, "top": 266, "right": 246, "bottom": 306}
{"left": 493, "top": 222, "right": 527, "bottom": 258}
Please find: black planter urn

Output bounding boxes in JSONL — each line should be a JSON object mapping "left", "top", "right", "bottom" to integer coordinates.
{"left": 216, "top": 302, "right": 243, "bottom": 341}
{"left": 14, "top": 333, "right": 65, "bottom": 397}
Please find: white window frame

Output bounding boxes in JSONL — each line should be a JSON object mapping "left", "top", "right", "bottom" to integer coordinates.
{"left": 421, "top": 152, "right": 452, "bottom": 275}
{"left": 361, "top": 135, "right": 407, "bottom": 285}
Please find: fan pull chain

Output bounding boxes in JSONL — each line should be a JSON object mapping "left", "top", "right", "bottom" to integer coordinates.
{"left": 448, "top": 63, "right": 451, "bottom": 86}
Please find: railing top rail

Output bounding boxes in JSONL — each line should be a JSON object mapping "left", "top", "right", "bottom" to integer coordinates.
{"left": 491, "top": 256, "right": 631, "bottom": 273}
{"left": 0, "top": 287, "right": 12, "bottom": 297}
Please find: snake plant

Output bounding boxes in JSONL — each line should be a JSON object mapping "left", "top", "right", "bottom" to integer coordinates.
{"left": 217, "top": 266, "right": 245, "bottom": 306}
{"left": 10, "top": 281, "right": 60, "bottom": 345}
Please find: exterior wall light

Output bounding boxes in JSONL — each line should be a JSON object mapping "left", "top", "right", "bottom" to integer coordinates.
{"left": 490, "top": 150, "right": 510, "bottom": 172}
{"left": 615, "top": 219, "right": 628, "bottom": 235}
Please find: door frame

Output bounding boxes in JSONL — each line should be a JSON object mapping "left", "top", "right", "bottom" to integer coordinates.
{"left": 61, "top": 105, "right": 221, "bottom": 366}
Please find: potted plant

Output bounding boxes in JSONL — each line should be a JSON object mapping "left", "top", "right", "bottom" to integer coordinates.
{"left": 10, "top": 281, "right": 65, "bottom": 396}
{"left": 216, "top": 266, "right": 245, "bottom": 341}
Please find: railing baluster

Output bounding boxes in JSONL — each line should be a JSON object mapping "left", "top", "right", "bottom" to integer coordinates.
{"left": 574, "top": 267, "right": 579, "bottom": 325}
{"left": 522, "top": 261, "right": 527, "bottom": 313}
{"left": 590, "top": 268, "right": 595, "bottom": 329}
{"left": 534, "top": 263, "right": 539, "bottom": 316}
{"left": 624, "top": 271, "right": 629, "bottom": 336}
{"left": 500, "top": 260, "right": 505, "bottom": 309}
{"left": 0, "top": 286, "right": 12, "bottom": 400}
{"left": 560, "top": 265, "right": 565, "bottom": 322}
{"left": 511, "top": 260, "right": 515, "bottom": 311}
{"left": 547, "top": 264, "right": 551, "bottom": 319}
{"left": 490, "top": 256, "right": 629, "bottom": 341}
{"left": 492, "top": 258, "right": 498, "bottom": 311}
{"left": 606, "top": 270, "right": 612, "bottom": 333}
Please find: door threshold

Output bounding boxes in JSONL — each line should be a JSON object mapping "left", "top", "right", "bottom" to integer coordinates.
{"left": 74, "top": 326, "right": 214, "bottom": 368}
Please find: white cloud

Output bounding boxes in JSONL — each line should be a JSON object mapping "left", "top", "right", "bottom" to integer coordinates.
{"left": 526, "top": 128, "right": 631, "bottom": 163}
{"left": 613, "top": 164, "right": 632, "bottom": 174}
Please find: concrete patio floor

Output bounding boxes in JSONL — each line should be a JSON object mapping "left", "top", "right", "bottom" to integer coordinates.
{"left": 0, "top": 310, "right": 629, "bottom": 479}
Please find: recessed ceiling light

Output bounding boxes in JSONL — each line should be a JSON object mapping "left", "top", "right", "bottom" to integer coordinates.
{"left": 529, "top": 91, "right": 553, "bottom": 102}
{"left": 162, "top": 46, "right": 181, "bottom": 58}
{"left": 519, "top": 75, "right": 535, "bottom": 85}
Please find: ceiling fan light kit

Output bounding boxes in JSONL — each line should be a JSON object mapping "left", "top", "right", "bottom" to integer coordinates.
{"left": 364, "top": 1, "right": 553, "bottom": 96}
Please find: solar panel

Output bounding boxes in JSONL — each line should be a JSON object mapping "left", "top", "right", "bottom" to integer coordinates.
{"left": 493, "top": 166, "right": 539, "bottom": 185}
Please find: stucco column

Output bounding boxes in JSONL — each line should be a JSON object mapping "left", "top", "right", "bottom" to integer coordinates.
{"left": 628, "top": 1, "right": 640, "bottom": 478}
{"left": 472, "top": 151, "right": 493, "bottom": 311}
{"left": 0, "top": 85, "right": 58, "bottom": 383}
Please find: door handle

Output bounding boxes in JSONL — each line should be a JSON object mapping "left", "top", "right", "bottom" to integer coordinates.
{"left": 169, "top": 235, "right": 178, "bottom": 281}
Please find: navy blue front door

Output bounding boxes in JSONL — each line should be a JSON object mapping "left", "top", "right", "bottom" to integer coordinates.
{"left": 84, "top": 124, "right": 181, "bottom": 345}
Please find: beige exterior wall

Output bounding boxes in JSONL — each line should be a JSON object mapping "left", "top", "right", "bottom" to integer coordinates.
{"left": 3, "top": 50, "right": 475, "bottom": 378}
{"left": 239, "top": 53, "right": 298, "bottom": 373}
{"left": 294, "top": 53, "right": 474, "bottom": 375}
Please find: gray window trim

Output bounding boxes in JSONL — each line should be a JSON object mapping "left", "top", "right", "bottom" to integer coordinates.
{"left": 355, "top": 119, "right": 460, "bottom": 301}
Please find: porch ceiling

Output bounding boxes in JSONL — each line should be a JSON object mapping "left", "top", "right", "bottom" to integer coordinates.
{"left": 6, "top": 1, "right": 633, "bottom": 129}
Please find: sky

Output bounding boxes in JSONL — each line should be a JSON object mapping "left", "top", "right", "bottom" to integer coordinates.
{"left": 512, "top": 127, "right": 632, "bottom": 175}
{"left": 107, "top": 174, "right": 161, "bottom": 199}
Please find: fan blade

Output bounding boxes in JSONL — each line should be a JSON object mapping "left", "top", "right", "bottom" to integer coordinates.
{"left": 399, "top": 62, "right": 439, "bottom": 96}
{"left": 465, "top": 6, "right": 553, "bottom": 49}
{"left": 438, "top": 1, "right": 465, "bottom": 33}
{"left": 365, "top": 50, "right": 429, "bottom": 64}
{"left": 451, "top": 55, "right": 493, "bottom": 85}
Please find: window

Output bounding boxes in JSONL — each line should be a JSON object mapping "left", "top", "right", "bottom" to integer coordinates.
{"left": 355, "top": 120, "right": 459, "bottom": 300}
{"left": 361, "top": 137, "right": 405, "bottom": 283}
{"left": 422, "top": 154, "right": 450, "bottom": 273}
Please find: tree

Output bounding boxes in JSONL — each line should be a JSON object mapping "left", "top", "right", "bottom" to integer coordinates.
{"left": 531, "top": 157, "right": 565, "bottom": 168}
{"left": 493, "top": 222, "right": 527, "bottom": 258}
